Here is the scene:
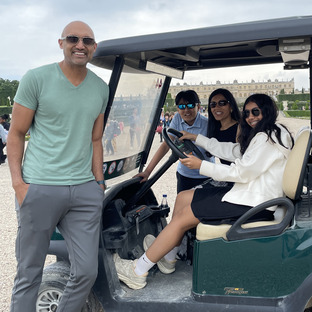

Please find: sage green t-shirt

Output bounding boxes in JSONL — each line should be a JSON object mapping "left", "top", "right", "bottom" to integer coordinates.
{"left": 14, "top": 63, "right": 109, "bottom": 185}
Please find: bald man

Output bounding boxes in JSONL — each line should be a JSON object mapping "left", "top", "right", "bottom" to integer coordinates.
{"left": 8, "top": 21, "right": 109, "bottom": 312}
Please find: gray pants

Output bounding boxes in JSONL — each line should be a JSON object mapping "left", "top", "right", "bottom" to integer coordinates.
{"left": 10, "top": 181, "right": 104, "bottom": 312}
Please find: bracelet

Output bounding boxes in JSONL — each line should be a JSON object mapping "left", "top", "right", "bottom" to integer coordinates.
{"left": 97, "top": 180, "right": 106, "bottom": 186}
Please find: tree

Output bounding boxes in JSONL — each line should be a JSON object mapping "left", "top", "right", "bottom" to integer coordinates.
{"left": 292, "top": 100, "right": 299, "bottom": 110}
{"left": 0, "top": 78, "right": 19, "bottom": 106}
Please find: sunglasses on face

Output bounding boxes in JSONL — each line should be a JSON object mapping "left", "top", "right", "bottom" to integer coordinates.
{"left": 61, "top": 35, "right": 95, "bottom": 46}
{"left": 209, "top": 100, "right": 229, "bottom": 108}
{"left": 177, "top": 103, "right": 198, "bottom": 110}
{"left": 243, "top": 108, "right": 261, "bottom": 119}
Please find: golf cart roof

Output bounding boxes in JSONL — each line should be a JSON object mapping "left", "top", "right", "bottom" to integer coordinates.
{"left": 91, "top": 16, "right": 312, "bottom": 74}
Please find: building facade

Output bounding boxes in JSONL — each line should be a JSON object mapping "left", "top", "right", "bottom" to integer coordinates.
{"left": 169, "top": 78, "right": 295, "bottom": 105}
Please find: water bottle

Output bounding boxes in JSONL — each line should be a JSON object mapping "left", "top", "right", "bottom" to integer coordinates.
{"left": 160, "top": 194, "right": 168, "bottom": 208}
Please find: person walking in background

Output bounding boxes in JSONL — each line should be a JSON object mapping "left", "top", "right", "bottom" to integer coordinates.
{"left": 7, "top": 21, "right": 109, "bottom": 312}
{"left": 156, "top": 120, "right": 164, "bottom": 142}
{"left": 0, "top": 123, "right": 7, "bottom": 164}
{"left": 0, "top": 114, "right": 10, "bottom": 164}
{"left": 129, "top": 107, "right": 141, "bottom": 148}
{"left": 163, "top": 112, "right": 171, "bottom": 128}
{"left": 0, "top": 114, "right": 10, "bottom": 131}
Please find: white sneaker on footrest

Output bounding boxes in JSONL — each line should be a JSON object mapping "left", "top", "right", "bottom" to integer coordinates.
{"left": 113, "top": 253, "right": 147, "bottom": 289}
{"left": 143, "top": 234, "right": 176, "bottom": 274}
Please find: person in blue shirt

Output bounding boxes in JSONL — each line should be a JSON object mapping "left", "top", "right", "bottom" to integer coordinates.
{"left": 135, "top": 90, "right": 214, "bottom": 193}
{"left": 0, "top": 123, "right": 7, "bottom": 164}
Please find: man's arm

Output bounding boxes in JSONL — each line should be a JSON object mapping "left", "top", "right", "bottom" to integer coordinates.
{"left": 92, "top": 113, "right": 105, "bottom": 190}
{"left": 7, "top": 103, "right": 35, "bottom": 205}
{"left": 134, "top": 141, "right": 170, "bottom": 182}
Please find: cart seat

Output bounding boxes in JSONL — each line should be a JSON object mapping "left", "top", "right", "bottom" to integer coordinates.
{"left": 196, "top": 207, "right": 286, "bottom": 240}
{"left": 196, "top": 128, "right": 312, "bottom": 241}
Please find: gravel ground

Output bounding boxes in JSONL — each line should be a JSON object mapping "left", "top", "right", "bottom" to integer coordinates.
{"left": 0, "top": 114, "right": 309, "bottom": 311}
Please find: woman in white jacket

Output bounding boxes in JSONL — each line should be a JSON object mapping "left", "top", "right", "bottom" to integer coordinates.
{"left": 114, "top": 94, "right": 294, "bottom": 290}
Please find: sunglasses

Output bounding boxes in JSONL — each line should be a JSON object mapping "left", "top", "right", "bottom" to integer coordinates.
{"left": 243, "top": 108, "right": 261, "bottom": 119}
{"left": 177, "top": 103, "right": 198, "bottom": 110}
{"left": 209, "top": 100, "right": 229, "bottom": 108}
{"left": 61, "top": 35, "right": 95, "bottom": 46}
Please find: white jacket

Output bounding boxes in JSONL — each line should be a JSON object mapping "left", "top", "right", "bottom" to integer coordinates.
{"left": 196, "top": 124, "right": 293, "bottom": 210}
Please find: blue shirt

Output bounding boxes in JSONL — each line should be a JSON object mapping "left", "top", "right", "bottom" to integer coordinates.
{"left": 0, "top": 124, "right": 7, "bottom": 144}
{"left": 169, "top": 112, "right": 214, "bottom": 178}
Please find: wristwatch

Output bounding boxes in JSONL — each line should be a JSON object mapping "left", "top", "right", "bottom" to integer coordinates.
{"left": 97, "top": 180, "right": 107, "bottom": 187}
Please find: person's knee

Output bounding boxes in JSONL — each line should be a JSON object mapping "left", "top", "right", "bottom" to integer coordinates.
{"left": 73, "top": 262, "right": 98, "bottom": 286}
{"left": 173, "top": 190, "right": 194, "bottom": 215}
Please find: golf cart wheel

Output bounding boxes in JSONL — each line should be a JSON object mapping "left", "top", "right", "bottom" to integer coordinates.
{"left": 36, "top": 261, "right": 103, "bottom": 312}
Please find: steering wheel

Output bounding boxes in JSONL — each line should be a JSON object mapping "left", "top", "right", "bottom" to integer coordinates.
{"left": 163, "top": 127, "right": 205, "bottom": 160}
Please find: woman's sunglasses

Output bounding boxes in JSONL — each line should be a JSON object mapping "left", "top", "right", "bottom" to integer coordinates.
{"left": 61, "top": 35, "right": 95, "bottom": 46}
{"left": 177, "top": 103, "right": 198, "bottom": 110}
{"left": 243, "top": 108, "right": 261, "bottom": 119}
{"left": 209, "top": 100, "right": 229, "bottom": 108}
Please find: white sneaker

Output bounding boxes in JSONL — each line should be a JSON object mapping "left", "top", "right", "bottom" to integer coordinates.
{"left": 143, "top": 234, "right": 176, "bottom": 274}
{"left": 113, "top": 253, "right": 147, "bottom": 289}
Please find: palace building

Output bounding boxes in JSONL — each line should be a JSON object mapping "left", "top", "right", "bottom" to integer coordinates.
{"left": 169, "top": 78, "right": 295, "bottom": 105}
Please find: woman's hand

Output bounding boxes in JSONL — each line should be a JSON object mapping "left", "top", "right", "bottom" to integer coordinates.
{"left": 179, "top": 131, "right": 197, "bottom": 142}
{"left": 179, "top": 154, "right": 202, "bottom": 169}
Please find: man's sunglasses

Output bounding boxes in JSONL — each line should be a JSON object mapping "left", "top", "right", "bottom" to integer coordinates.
{"left": 243, "top": 108, "right": 261, "bottom": 119}
{"left": 177, "top": 103, "right": 198, "bottom": 110}
{"left": 209, "top": 100, "right": 229, "bottom": 108}
{"left": 61, "top": 36, "right": 95, "bottom": 46}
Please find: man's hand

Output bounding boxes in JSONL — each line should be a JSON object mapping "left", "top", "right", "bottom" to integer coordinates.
{"left": 14, "top": 182, "right": 29, "bottom": 207}
{"left": 179, "top": 154, "right": 202, "bottom": 169}
{"left": 133, "top": 171, "right": 150, "bottom": 183}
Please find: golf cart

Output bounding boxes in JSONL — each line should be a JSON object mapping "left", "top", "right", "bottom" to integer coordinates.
{"left": 37, "top": 16, "right": 312, "bottom": 311}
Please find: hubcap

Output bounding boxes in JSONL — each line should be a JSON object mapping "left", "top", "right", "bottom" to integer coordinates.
{"left": 36, "top": 289, "right": 63, "bottom": 312}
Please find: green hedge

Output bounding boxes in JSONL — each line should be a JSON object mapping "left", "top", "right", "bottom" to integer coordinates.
{"left": 278, "top": 94, "right": 310, "bottom": 101}
{"left": 0, "top": 106, "right": 12, "bottom": 117}
{"left": 285, "top": 110, "right": 310, "bottom": 118}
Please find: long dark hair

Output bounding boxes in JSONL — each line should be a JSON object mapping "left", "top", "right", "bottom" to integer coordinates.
{"left": 207, "top": 88, "right": 241, "bottom": 138}
{"left": 238, "top": 94, "right": 294, "bottom": 154}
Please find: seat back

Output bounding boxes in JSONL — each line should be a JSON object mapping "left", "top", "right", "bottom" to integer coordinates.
{"left": 283, "top": 129, "right": 312, "bottom": 200}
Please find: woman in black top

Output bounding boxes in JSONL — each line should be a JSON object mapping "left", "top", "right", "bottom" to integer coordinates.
{"left": 207, "top": 88, "right": 241, "bottom": 165}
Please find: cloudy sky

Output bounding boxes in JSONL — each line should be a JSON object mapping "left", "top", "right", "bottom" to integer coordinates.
{"left": 1, "top": 0, "right": 312, "bottom": 89}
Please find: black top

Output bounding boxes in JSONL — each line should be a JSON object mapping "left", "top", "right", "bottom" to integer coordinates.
{"left": 215, "top": 123, "right": 238, "bottom": 165}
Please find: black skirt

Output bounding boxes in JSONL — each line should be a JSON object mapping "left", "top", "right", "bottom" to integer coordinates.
{"left": 191, "top": 181, "right": 274, "bottom": 225}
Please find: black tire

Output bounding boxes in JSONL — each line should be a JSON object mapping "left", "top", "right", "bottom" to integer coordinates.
{"left": 36, "top": 261, "right": 104, "bottom": 312}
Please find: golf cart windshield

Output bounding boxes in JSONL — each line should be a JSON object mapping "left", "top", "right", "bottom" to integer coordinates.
{"left": 102, "top": 70, "right": 166, "bottom": 186}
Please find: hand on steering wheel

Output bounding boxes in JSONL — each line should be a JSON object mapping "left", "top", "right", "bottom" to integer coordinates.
{"left": 162, "top": 127, "right": 205, "bottom": 160}
{"left": 179, "top": 154, "right": 202, "bottom": 169}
